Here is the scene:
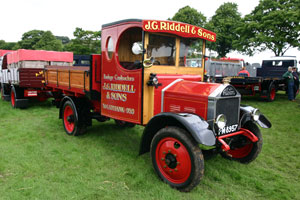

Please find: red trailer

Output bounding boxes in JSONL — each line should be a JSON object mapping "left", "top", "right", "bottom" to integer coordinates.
{"left": 0, "top": 49, "right": 73, "bottom": 107}
{"left": 41, "top": 19, "right": 271, "bottom": 191}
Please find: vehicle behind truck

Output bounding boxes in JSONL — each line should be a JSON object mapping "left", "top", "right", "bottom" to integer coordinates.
{"left": 215, "top": 56, "right": 299, "bottom": 101}
{"left": 0, "top": 49, "right": 73, "bottom": 107}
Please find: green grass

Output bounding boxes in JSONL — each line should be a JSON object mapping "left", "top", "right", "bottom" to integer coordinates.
{"left": 0, "top": 93, "right": 300, "bottom": 200}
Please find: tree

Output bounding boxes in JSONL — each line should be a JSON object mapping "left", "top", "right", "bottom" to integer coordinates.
{"left": 236, "top": 0, "right": 300, "bottom": 56}
{"left": 56, "top": 36, "right": 70, "bottom": 45}
{"left": 16, "top": 30, "right": 45, "bottom": 49}
{"left": 33, "top": 31, "right": 63, "bottom": 51}
{"left": 0, "top": 40, "right": 16, "bottom": 50}
{"left": 15, "top": 30, "right": 64, "bottom": 51}
{"left": 206, "top": 2, "right": 242, "bottom": 57}
{"left": 169, "top": 6, "right": 206, "bottom": 27}
{"left": 64, "top": 28, "right": 101, "bottom": 55}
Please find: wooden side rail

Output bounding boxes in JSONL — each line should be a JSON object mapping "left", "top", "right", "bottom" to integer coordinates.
{"left": 45, "top": 65, "right": 90, "bottom": 94}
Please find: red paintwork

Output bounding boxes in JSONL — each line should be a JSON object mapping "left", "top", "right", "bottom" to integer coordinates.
{"left": 63, "top": 105, "right": 75, "bottom": 133}
{"left": 91, "top": 54, "right": 101, "bottom": 93}
{"left": 220, "top": 57, "right": 244, "bottom": 61}
{"left": 6, "top": 49, "right": 73, "bottom": 64}
{"left": 155, "top": 137, "right": 191, "bottom": 184}
{"left": 11, "top": 90, "right": 15, "bottom": 107}
{"left": 155, "top": 80, "right": 220, "bottom": 120}
{"left": 143, "top": 20, "right": 216, "bottom": 42}
{"left": 217, "top": 128, "right": 258, "bottom": 152}
{"left": 0, "top": 50, "right": 14, "bottom": 57}
{"left": 101, "top": 21, "right": 143, "bottom": 124}
{"left": 154, "top": 74, "right": 202, "bottom": 115}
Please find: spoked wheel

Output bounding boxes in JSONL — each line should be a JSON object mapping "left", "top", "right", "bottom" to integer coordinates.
{"left": 221, "top": 122, "right": 263, "bottom": 163}
{"left": 114, "top": 119, "right": 135, "bottom": 128}
{"left": 62, "top": 100, "right": 86, "bottom": 136}
{"left": 150, "top": 127, "right": 204, "bottom": 192}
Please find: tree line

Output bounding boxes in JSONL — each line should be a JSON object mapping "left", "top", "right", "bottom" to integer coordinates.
{"left": 1, "top": 0, "right": 299, "bottom": 57}
{"left": 0, "top": 28, "right": 101, "bottom": 55}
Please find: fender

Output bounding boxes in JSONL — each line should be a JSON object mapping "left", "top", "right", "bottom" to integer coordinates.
{"left": 240, "top": 105, "right": 272, "bottom": 128}
{"left": 59, "top": 96, "right": 78, "bottom": 119}
{"left": 59, "top": 96, "right": 92, "bottom": 126}
{"left": 139, "top": 112, "right": 216, "bottom": 155}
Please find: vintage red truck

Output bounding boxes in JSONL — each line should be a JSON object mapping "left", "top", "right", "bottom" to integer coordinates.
{"left": 1, "top": 19, "right": 271, "bottom": 192}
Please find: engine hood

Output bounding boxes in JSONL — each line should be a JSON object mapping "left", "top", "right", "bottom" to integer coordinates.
{"left": 154, "top": 79, "right": 239, "bottom": 120}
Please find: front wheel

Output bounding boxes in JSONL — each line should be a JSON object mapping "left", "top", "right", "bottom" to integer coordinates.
{"left": 62, "top": 100, "right": 86, "bottom": 136}
{"left": 221, "top": 122, "right": 263, "bottom": 163}
{"left": 150, "top": 127, "right": 204, "bottom": 192}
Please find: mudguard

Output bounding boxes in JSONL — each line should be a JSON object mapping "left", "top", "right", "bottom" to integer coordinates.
{"left": 139, "top": 112, "right": 216, "bottom": 155}
{"left": 59, "top": 96, "right": 78, "bottom": 119}
{"left": 59, "top": 96, "right": 92, "bottom": 127}
{"left": 240, "top": 105, "right": 272, "bottom": 128}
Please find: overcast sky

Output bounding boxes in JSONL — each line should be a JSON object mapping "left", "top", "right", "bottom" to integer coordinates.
{"left": 0, "top": 0, "right": 299, "bottom": 64}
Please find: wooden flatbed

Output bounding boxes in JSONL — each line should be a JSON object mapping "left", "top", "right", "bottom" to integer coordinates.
{"left": 44, "top": 65, "right": 90, "bottom": 95}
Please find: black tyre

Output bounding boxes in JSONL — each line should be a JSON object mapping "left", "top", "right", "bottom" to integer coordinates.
{"left": 114, "top": 119, "right": 135, "bottom": 128}
{"left": 62, "top": 100, "right": 86, "bottom": 136}
{"left": 10, "top": 86, "right": 17, "bottom": 108}
{"left": 150, "top": 127, "right": 204, "bottom": 192}
{"left": 221, "top": 122, "right": 263, "bottom": 164}
{"left": 10, "top": 86, "right": 26, "bottom": 109}
{"left": 267, "top": 83, "right": 276, "bottom": 102}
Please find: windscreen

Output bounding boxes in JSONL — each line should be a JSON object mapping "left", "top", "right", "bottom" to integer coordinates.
{"left": 179, "top": 38, "right": 203, "bottom": 68}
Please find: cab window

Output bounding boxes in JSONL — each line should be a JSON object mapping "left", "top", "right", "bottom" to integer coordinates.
{"left": 179, "top": 38, "right": 203, "bottom": 68}
{"left": 147, "top": 34, "right": 176, "bottom": 66}
{"left": 117, "top": 27, "right": 143, "bottom": 70}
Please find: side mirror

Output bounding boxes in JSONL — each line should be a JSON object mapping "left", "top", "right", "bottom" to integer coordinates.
{"left": 132, "top": 42, "right": 143, "bottom": 55}
{"left": 143, "top": 57, "right": 154, "bottom": 68}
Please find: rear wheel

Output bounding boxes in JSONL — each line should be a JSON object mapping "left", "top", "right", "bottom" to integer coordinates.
{"left": 267, "top": 83, "right": 276, "bottom": 102}
{"left": 10, "top": 86, "right": 26, "bottom": 108}
{"left": 62, "top": 100, "right": 86, "bottom": 136}
{"left": 10, "top": 87, "right": 17, "bottom": 108}
{"left": 221, "top": 122, "right": 263, "bottom": 163}
{"left": 150, "top": 127, "right": 204, "bottom": 192}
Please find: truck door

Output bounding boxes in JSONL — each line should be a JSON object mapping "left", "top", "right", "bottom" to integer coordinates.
{"left": 101, "top": 26, "right": 143, "bottom": 124}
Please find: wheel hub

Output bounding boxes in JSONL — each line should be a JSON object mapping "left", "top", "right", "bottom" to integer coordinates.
{"left": 67, "top": 115, "right": 75, "bottom": 123}
{"left": 165, "top": 153, "right": 177, "bottom": 169}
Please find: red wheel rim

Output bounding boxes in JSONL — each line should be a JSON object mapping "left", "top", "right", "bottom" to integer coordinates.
{"left": 155, "top": 137, "right": 191, "bottom": 184}
{"left": 64, "top": 105, "right": 75, "bottom": 133}
{"left": 270, "top": 87, "right": 276, "bottom": 100}
{"left": 227, "top": 138, "right": 253, "bottom": 158}
{"left": 11, "top": 90, "right": 15, "bottom": 107}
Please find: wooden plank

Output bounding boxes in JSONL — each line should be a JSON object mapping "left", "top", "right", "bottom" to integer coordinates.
{"left": 45, "top": 66, "right": 90, "bottom": 93}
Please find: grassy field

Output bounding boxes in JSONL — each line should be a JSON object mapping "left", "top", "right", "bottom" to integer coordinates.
{"left": 0, "top": 93, "right": 300, "bottom": 200}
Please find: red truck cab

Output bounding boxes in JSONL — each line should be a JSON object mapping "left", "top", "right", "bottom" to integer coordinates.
{"left": 44, "top": 19, "right": 271, "bottom": 192}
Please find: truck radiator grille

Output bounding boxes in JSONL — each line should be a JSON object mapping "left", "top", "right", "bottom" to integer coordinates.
{"left": 216, "top": 98, "right": 239, "bottom": 126}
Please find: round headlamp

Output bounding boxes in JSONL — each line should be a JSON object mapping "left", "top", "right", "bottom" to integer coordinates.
{"left": 251, "top": 108, "right": 260, "bottom": 121}
{"left": 215, "top": 114, "right": 227, "bottom": 129}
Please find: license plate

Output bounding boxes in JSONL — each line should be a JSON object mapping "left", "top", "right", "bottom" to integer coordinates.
{"left": 218, "top": 124, "right": 238, "bottom": 135}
